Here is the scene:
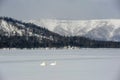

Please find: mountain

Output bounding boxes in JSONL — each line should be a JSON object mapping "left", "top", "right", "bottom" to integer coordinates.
{"left": 0, "top": 17, "right": 65, "bottom": 48}
{"left": 29, "top": 19, "right": 120, "bottom": 42}
{"left": 0, "top": 17, "right": 120, "bottom": 48}
{"left": 0, "top": 17, "right": 61, "bottom": 37}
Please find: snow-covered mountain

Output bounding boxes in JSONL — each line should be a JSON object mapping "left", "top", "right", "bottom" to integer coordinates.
{"left": 0, "top": 17, "right": 35, "bottom": 36}
{"left": 0, "top": 17, "right": 63, "bottom": 41}
{"left": 29, "top": 19, "right": 120, "bottom": 41}
{"left": 0, "top": 17, "right": 67, "bottom": 48}
{"left": 1, "top": 17, "right": 120, "bottom": 48}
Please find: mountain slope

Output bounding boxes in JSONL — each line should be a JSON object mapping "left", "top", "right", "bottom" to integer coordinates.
{"left": 1, "top": 17, "right": 120, "bottom": 48}
{"left": 29, "top": 19, "right": 120, "bottom": 41}
{"left": 0, "top": 17, "right": 63, "bottom": 40}
{"left": 0, "top": 17, "right": 65, "bottom": 48}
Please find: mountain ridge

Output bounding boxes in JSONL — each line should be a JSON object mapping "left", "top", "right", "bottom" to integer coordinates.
{"left": 0, "top": 17, "right": 120, "bottom": 48}
{"left": 28, "top": 19, "right": 120, "bottom": 42}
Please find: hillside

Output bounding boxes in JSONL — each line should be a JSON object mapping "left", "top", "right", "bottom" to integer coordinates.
{"left": 29, "top": 19, "right": 120, "bottom": 42}
{"left": 0, "top": 17, "right": 120, "bottom": 48}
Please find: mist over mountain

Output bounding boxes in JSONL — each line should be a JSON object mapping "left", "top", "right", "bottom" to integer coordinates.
{"left": 0, "top": 17, "right": 120, "bottom": 48}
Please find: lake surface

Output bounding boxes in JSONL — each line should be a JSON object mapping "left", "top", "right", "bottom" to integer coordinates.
{"left": 0, "top": 49, "right": 120, "bottom": 80}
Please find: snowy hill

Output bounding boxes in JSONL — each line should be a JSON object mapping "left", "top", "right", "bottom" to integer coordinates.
{"left": 29, "top": 19, "right": 120, "bottom": 41}
{"left": 0, "top": 17, "right": 61, "bottom": 40}
{"left": 0, "top": 17, "right": 65, "bottom": 48}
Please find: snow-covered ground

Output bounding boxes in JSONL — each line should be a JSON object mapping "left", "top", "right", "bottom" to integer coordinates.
{"left": 0, "top": 49, "right": 120, "bottom": 80}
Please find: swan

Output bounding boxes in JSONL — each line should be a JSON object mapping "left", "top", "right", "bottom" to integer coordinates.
{"left": 40, "top": 62, "right": 46, "bottom": 67}
{"left": 50, "top": 61, "right": 57, "bottom": 66}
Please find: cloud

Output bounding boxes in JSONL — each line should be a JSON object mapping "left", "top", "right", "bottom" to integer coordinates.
{"left": 0, "top": 0, "right": 2, "bottom": 6}
{"left": 0, "top": 0, "right": 7, "bottom": 8}
{"left": 0, "top": 0, "right": 120, "bottom": 20}
{"left": 116, "top": 0, "right": 120, "bottom": 9}
{"left": 0, "top": 0, "right": 4, "bottom": 5}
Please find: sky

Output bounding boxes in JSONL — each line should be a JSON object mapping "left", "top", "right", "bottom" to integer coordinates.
{"left": 0, "top": 0, "right": 120, "bottom": 20}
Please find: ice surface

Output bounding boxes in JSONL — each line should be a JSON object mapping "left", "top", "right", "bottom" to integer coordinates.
{"left": 0, "top": 49, "right": 120, "bottom": 80}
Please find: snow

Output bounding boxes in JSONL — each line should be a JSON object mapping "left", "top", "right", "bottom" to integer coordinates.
{"left": 0, "top": 20, "right": 23, "bottom": 36}
{"left": 0, "top": 20, "right": 15, "bottom": 35}
{"left": 29, "top": 19, "right": 120, "bottom": 41}
{"left": 0, "top": 49, "right": 120, "bottom": 80}
{"left": 29, "top": 19, "right": 58, "bottom": 31}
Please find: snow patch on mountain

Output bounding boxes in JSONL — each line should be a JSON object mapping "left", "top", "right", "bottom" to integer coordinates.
{"left": 0, "top": 20, "right": 24, "bottom": 36}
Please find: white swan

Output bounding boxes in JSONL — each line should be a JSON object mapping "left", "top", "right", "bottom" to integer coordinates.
{"left": 50, "top": 61, "right": 57, "bottom": 66}
{"left": 40, "top": 62, "right": 46, "bottom": 67}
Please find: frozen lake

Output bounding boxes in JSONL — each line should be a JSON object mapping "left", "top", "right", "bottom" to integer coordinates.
{"left": 0, "top": 49, "right": 120, "bottom": 80}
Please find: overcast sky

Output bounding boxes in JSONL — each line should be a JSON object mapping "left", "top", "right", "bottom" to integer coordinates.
{"left": 0, "top": 0, "right": 120, "bottom": 20}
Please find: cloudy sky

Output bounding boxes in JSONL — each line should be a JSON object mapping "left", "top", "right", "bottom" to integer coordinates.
{"left": 0, "top": 0, "right": 120, "bottom": 20}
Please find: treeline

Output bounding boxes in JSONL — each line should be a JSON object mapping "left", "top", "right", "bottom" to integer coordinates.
{"left": 0, "top": 35, "right": 120, "bottom": 48}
